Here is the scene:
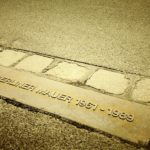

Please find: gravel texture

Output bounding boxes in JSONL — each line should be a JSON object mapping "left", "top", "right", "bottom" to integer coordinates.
{"left": 0, "top": 100, "right": 147, "bottom": 150}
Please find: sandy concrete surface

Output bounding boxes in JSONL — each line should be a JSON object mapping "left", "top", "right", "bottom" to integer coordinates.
{"left": 0, "top": 0, "right": 150, "bottom": 76}
{"left": 0, "top": 100, "right": 147, "bottom": 150}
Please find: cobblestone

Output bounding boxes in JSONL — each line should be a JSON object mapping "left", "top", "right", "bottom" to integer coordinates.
{"left": 0, "top": 48, "right": 150, "bottom": 105}
{"left": 0, "top": 50, "right": 26, "bottom": 67}
{"left": 15, "top": 55, "right": 53, "bottom": 73}
{"left": 46, "top": 62, "right": 91, "bottom": 83}
{"left": 132, "top": 78, "right": 150, "bottom": 102}
{"left": 0, "top": 48, "right": 150, "bottom": 147}
{"left": 1, "top": 66, "right": 150, "bottom": 146}
{"left": 86, "top": 69, "right": 129, "bottom": 95}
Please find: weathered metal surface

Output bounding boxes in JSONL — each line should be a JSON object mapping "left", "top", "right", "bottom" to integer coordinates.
{"left": 0, "top": 66, "right": 150, "bottom": 145}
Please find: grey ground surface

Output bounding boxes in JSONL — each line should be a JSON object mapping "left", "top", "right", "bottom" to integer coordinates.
{"left": 0, "top": 100, "right": 147, "bottom": 150}
{"left": 0, "top": 0, "right": 150, "bottom": 76}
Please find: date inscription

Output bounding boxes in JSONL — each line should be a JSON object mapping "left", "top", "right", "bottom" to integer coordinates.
{"left": 76, "top": 100, "right": 98, "bottom": 111}
{"left": 107, "top": 109, "right": 134, "bottom": 122}
{"left": 0, "top": 75, "right": 134, "bottom": 123}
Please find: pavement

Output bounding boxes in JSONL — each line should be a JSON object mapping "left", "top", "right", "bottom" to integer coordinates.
{"left": 0, "top": 100, "right": 147, "bottom": 150}
{"left": 0, "top": 0, "right": 150, "bottom": 76}
{"left": 0, "top": 49, "right": 150, "bottom": 104}
{"left": 0, "top": 48, "right": 150, "bottom": 149}
{"left": 0, "top": 0, "right": 150, "bottom": 149}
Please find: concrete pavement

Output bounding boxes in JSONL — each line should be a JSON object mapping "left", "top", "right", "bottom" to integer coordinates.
{"left": 0, "top": 100, "right": 147, "bottom": 150}
{"left": 0, "top": 0, "right": 150, "bottom": 76}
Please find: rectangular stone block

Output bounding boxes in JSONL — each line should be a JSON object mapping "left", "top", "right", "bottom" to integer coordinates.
{"left": 86, "top": 69, "right": 129, "bottom": 94}
{"left": 0, "top": 50, "right": 26, "bottom": 67}
{"left": 15, "top": 55, "right": 53, "bottom": 73}
{"left": 0, "top": 66, "right": 150, "bottom": 146}
{"left": 46, "top": 62, "right": 91, "bottom": 83}
{"left": 132, "top": 78, "right": 150, "bottom": 102}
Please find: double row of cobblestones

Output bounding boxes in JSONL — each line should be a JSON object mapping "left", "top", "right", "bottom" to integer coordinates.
{"left": 0, "top": 48, "right": 149, "bottom": 105}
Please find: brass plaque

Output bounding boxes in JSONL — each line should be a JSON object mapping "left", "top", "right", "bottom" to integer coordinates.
{"left": 0, "top": 66, "right": 150, "bottom": 145}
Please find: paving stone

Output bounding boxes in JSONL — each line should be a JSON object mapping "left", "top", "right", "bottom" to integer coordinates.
{"left": 86, "top": 69, "right": 128, "bottom": 94}
{"left": 132, "top": 78, "right": 150, "bottom": 102}
{"left": 0, "top": 66, "right": 150, "bottom": 146}
{"left": 0, "top": 50, "right": 26, "bottom": 67}
{"left": 46, "top": 62, "right": 91, "bottom": 82}
{"left": 15, "top": 55, "right": 53, "bottom": 73}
